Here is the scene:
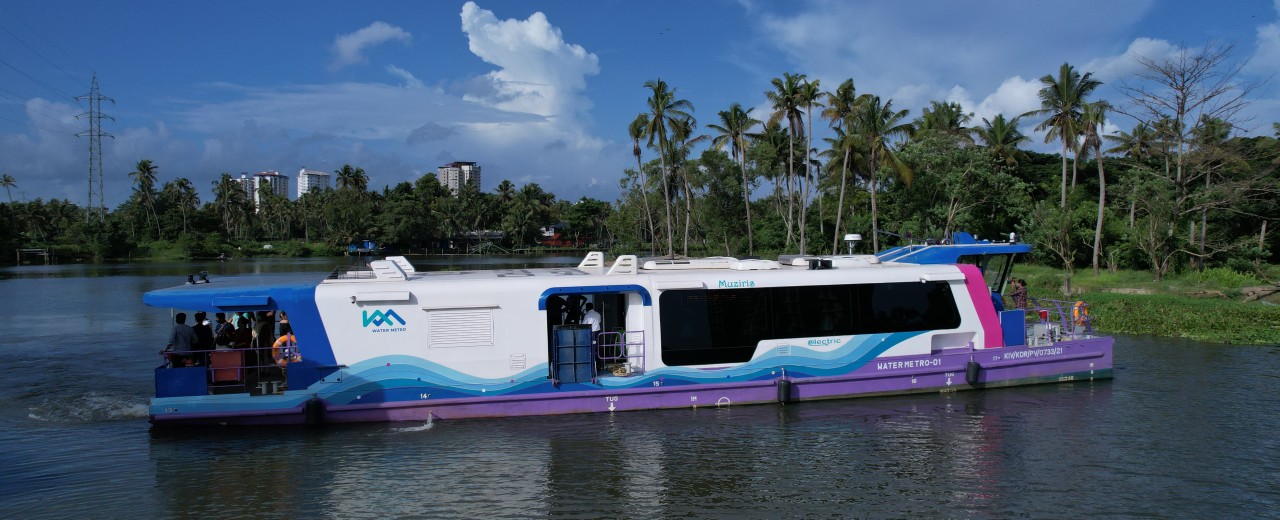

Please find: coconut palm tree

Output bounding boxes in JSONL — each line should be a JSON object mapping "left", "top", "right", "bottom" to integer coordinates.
{"left": 628, "top": 113, "right": 657, "bottom": 254}
{"left": 972, "top": 114, "right": 1029, "bottom": 170}
{"left": 667, "top": 116, "right": 707, "bottom": 256}
{"left": 164, "top": 177, "right": 199, "bottom": 235}
{"left": 1105, "top": 122, "right": 1156, "bottom": 161}
{"left": 0, "top": 174, "right": 14, "bottom": 204}
{"left": 797, "top": 78, "right": 823, "bottom": 254}
{"left": 707, "top": 103, "right": 761, "bottom": 255}
{"left": 1080, "top": 101, "right": 1111, "bottom": 275}
{"left": 1025, "top": 63, "right": 1101, "bottom": 207}
{"left": 820, "top": 123, "right": 868, "bottom": 253}
{"left": 212, "top": 173, "right": 248, "bottom": 238}
{"left": 915, "top": 101, "right": 974, "bottom": 144}
{"left": 850, "top": 95, "right": 914, "bottom": 251}
{"left": 130, "top": 159, "right": 162, "bottom": 240}
{"left": 822, "top": 79, "right": 861, "bottom": 253}
{"left": 335, "top": 164, "right": 369, "bottom": 192}
{"left": 766, "top": 72, "right": 806, "bottom": 249}
{"left": 643, "top": 78, "right": 694, "bottom": 258}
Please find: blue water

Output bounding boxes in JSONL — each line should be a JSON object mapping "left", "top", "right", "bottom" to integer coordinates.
{"left": 0, "top": 258, "right": 1278, "bottom": 518}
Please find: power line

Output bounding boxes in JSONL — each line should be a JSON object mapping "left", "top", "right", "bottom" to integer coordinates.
{"left": 0, "top": 86, "right": 75, "bottom": 126}
{"left": 10, "top": 14, "right": 91, "bottom": 75}
{"left": 0, "top": 56, "right": 76, "bottom": 101}
{"left": 0, "top": 21, "right": 86, "bottom": 90}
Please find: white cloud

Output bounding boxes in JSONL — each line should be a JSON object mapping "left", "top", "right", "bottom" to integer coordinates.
{"left": 973, "top": 76, "right": 1042, "bottom": 124}
{"left": 458, "top": 1, "right": 600, "bottom": 120}
{"left": 1083, "top": 38, "right": 1180, "bottom": 82}
{"left": 330, "top": 21, "right": 412, "bottom": 71}
{"left": 1250, "top": 2, "right": 1280, "bottom": 75}
{"left": 385, "top": 65, "right": 424, "bottom": 89}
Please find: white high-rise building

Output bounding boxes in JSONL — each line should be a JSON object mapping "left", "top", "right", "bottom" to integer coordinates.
{"left": 252, "top": 171, "right": 289, "bottom": 211}
{"left": 235, "top": 173, "right": 254, "bottom": 199}
{"left": 437, "top": 161, "right": 481, "bottom": 195}
{"left": 297, "top": 167, "right": 331, "bottom": 198}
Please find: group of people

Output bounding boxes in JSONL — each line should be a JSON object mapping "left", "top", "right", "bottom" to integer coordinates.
{"left": 166, "top": 310, "right": 298, "bottom": 368}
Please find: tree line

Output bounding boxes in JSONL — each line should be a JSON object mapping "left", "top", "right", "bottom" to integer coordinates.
{"left": 611, "top": 43, "right": 1278, "bottom": 280}
{"left": 0, "top": 163, "right": 613, "bottom": 261}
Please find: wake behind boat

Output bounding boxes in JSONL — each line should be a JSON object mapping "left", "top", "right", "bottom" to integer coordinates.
{"left": 143, "top": 232, "right": 1113, "bottom": 426}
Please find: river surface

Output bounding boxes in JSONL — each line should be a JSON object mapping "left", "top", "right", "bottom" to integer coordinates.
{"left": 0, "top": 257, "right": 1277, "bottom": 519}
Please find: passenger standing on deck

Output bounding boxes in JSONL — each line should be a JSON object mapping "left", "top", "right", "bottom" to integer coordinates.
{"left": 167, "top": 312, "right": 198, "bottom": 367}
{"left": 253, "top": 311, "right": 276, "bottom": 370}
{"left": 583, "top": 303, "right": 601, "bottom": 334}
{"left": 233, "top": 313, "right": 254, "bottom": 349}
{"left": 191, "top": 311, "right": 214, "bottom": 365}
{"left": 1011, "top": 279, "right": 1029, "bottom": 309}
{"left": 214, "top": 312, "right": 234, "bottom": 347}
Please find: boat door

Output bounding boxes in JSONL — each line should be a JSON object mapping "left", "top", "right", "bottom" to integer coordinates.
{"left": 542, "top": 287, "right": 651, "bottom": 382}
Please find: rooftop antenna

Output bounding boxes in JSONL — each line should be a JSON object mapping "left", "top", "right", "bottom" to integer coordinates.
{"left": 76, "top": 72, "right": 114, "bottom": 222}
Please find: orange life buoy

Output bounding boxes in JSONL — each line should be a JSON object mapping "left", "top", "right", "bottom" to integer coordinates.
{"left": 272, "top": 333, "right": 302, "bottom": 366}
{"left": 1072, "top": 301, "right": 1089, "bottom": 325}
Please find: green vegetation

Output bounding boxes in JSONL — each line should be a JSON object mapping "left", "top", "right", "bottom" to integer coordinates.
{"left": 1015, "top": 264, "right": 1280, "bottom": 345}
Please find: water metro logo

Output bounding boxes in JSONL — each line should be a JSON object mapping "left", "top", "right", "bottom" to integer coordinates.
{"left": 362, "top": 309, "right": 407, "bottom": 332}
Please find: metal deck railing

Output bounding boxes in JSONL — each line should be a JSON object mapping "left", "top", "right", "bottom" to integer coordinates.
{"left": 1022, "top": 298, "right": 1094, "bottom": 346}
{"left": 597, "top": 330, "right": 646, "bottom": 375}
{"left": 160, "top": 345, "right": 292, "bottom": 395}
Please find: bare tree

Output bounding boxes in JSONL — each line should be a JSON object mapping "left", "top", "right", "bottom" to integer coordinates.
{"left": 1116, "top": 42, "right": 1270, "bottom": 276}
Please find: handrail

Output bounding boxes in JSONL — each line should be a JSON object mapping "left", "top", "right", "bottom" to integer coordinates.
{"left": 597, "top": 330, "right": 645, "bottom": 375}
{"left": 1024, "top": 297, "right": 1094, "bottom": 345}
{"left": 160, "top": 344, "right": 292, "bottom": 394}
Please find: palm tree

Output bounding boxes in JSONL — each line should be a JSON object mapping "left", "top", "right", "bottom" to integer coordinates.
{"left": 1080, "top": 101, "right": 1111, "bottom": 275}
{"left": 915, "top": 101, "right": 974, "bottom": 144}
{"left": 820, "top": 124, "right": 868, "bottom": 253}
{"left": 643, "top": 78, "right": 694, "bottom": 258}
{"left": 708, "top": 103, "right": 761, "bottom": 255}
{"left": 668, "top": 116, "right": 707, "bottom": 256}
{"left": 164, "top": 177, "right": 199, "bottom": 235}
{"left": 335, "top": 164, "right": 369, "bottom": 192}
{"left": 0, "top": 174, "right": 14, "bottom": 204}
{"left": 766, "top": 72, "right": 806, "bottom": 249}
{"left": 822, "top": 79, "right": 861, "bottom": 253}
{"left": 628, "top": 113, "right": 657, "bottom": 254}
{"left": 797, "top": 78, "right": 823, "bottom": 254}
{"left": 1025, "top": 63, "right": 1101, "bottom": 207}
{"left": 212, "top": 173, "right": 248, "bottom": 238}
{"left": 1105, "top": 122, "right": 1156, "bottom": 161}
{"left": 130, "top": 159, "right": 162, "bottom": 240}
{"left": 972, "top": 114, "right": 1029, "bottom": 170}
{"left": 850, "top": 95, "right": 914, "bottom": 251}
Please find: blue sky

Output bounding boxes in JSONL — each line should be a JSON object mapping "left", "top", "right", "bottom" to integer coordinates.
{"left": 1, "top": 0, "right": 1277, "bottom": 207}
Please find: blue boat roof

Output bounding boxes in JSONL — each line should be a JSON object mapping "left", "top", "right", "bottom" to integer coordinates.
{"left": 875, "top": 231, "right": 1030, "bottom": 264}
{"left": 143, "top": 273, "right": 321, "bottom": 310}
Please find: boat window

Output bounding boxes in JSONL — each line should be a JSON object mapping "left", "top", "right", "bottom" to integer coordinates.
{"left": 659, "top": 282, "right": 960, "bottom": 366}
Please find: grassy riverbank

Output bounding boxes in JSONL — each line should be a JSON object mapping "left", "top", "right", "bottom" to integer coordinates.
{"left": 1016, "top": 265, "right": 1280, "bottom": 345}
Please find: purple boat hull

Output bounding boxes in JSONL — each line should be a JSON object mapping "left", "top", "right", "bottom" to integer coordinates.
{"left": 151, "top": 337, "right": 1112, "bottom": 426}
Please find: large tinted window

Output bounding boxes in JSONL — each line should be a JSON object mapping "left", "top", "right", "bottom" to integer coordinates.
{"left": 659, "top": 282, "right": 960, "bottom": 366}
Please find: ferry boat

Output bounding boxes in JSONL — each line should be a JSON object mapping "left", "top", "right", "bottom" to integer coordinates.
{"left": 144, "top": 232, "right": 1113, "bottom": 426}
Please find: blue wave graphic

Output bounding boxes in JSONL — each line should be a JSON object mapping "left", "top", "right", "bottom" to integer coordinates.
{"left": 307, "top": 332, "right": 924, "bottom": 404}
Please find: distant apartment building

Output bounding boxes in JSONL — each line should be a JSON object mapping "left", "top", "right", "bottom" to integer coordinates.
{"left": 296, "top": 167, "right": 331, "bottom": 198}
{"left": 250, "top": 171, "right": 289, "bottom": 211}
{"left": 438, "top": 161, "right": 481, "bottom": 195}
